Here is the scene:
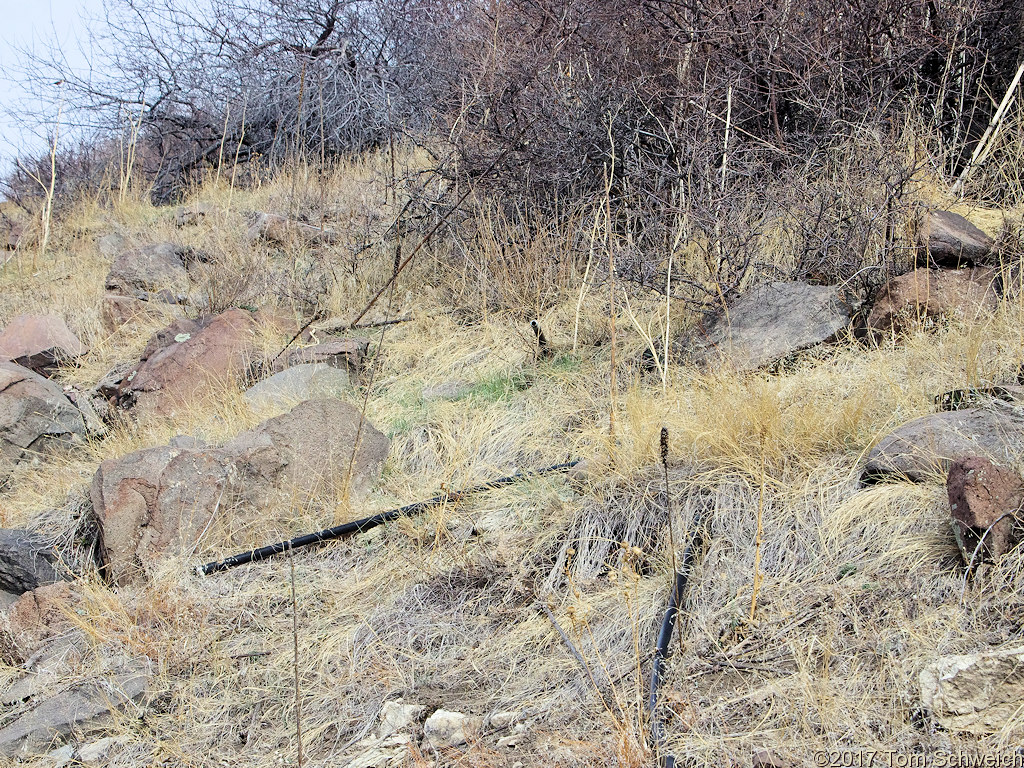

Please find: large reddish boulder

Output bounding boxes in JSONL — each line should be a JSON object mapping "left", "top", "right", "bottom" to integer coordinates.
{"left": 119, "top": 308, "right": 257, "bottom": 417}
{"left": 865, "top": 268, "right": 998, "bottom": 338}
{"left": 91, "top": 399, "right": 390, "bottom": 583}
{"left": 0, "top": 362, "right": 86, "bottom": 481}
{"left": 947, "top": 456, "right": 1023, "bottom": 562}
{"left": 0, "top": 315, "right": 86, "bottom": 375}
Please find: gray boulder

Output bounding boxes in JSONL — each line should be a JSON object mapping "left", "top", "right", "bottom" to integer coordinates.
{"left": 105, "top": 243, "right": 191, "bottom": 302}
{"left": 919, "top": 210, "right": 995, "bottom": 269}
{"left": 862, "top": 406, "right": 1024, "bottom": 484}
{"left": 245, "top": 364, "right": 353, "bottom": 410}
{"left": 676, "top": 281, "right": 856, "bottom": 372}
{"left": 0, "top": 664, "right": 151, "bottom": 757}
{"left": 0, "top": 362, "right": 86, "bottom": 481}
{"left": 0, "top": 529, "right": 59, "bottom": 595}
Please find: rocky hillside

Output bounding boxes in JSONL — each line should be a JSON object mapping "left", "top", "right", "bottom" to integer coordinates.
{"left": 0, "top": 163, "right": 1022, "bottom": 767}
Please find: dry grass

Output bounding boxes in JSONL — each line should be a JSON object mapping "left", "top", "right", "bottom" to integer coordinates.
{"left": 1, "top": 151, "right": 1023, "bottom": 767}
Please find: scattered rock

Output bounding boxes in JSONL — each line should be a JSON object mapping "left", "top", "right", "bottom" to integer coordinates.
{"left": 0, "top": 361, "right": 86, "bottom": 481}
{"left": 245, "top": 364, "right": 353, "bottom": 410}
{"left": 865, "top": 268, "right": 998, "bottom": 338}
{"left": 95, "top": 233, "right": 126, "bottom": 259}
{"left": 77, "top": 735, "right": 123, "bottom": 763}
{"left": 105, "top": 243, "right": 191, "bottom": 302}
{"left": 174, "top": 202, "right": 217, "bottom": 227}
{"left": 248, "top": 212, "right": 338, "bottom": 247}
{"left": 286, "top": 337, "right": 369, "bottom": 376}
{"left": 0, "top": 315, "right": 87, "bottom": 375}
{"left": 676, "top": 281, "right": 856, "bottom": 372}
{"left": 423, "top": 709, "right": 481, "bottom": 749}
{"left": 920, "top": 646, "right": 1024, "bottom": 733}
{"left": 947, "top": 456, "right": 1023, "bottom": 562}
{"left": 62, "top": 387, "right": 109, "bottom": 436}
{"left": 862, "top": 407, "right": 1024, "bottom": 484}
{"left": 422, "top": 380, "right": 472, "bottom": 401}
{"left": 91, "top": 400, "right": 389, "bottom": 583}
{"left": 919, "top": 210, "right": 995, "bottom": 269}
{"left": 2, "top": 219, "right": 26, "bottom": 250}
{"left": 0, "top": 529, "right": 60, "bottom": 595}
{"left": 0, "top": 663, "right": 151, "bottom": 757}
{"left": 40, "top": 743, "right": 75, "bottom": 767}
{"left": 100, "top": 294, "right": 182, "bottom": 333}
{"left": 377, "top": 700, "right": 426, "bottom": 740}
{"left": 118, "top": 308, "right": 257, "bottom": 416}
{"left": 6, "top": 582, "right": 83, "bottom": 661}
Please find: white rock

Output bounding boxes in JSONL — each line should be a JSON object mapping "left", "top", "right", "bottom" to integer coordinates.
{"left": 423, "top": 709, "right": 481, "bottom": 749}
{"left": 376, "top": 700, "right": 425, "bottom": 740}
{"left": 78, "top": 735, "right": 123, "bottom": 763}
{"left": 920, "top": 645, "right": 1024, "bottom": 733}
{"left": 41, "top": 743, "right": 75, "bottom": 767}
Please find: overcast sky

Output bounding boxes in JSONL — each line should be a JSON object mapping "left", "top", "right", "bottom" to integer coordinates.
{"left": 0, "top": 0, "right": 103, "bottom": 173}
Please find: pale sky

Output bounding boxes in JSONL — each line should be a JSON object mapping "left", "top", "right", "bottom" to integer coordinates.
{"left": 0, "top": 0, "right": 103, "bottom": 173}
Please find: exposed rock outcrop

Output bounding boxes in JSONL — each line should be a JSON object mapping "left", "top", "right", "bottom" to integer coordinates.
{"left": 91, "top": 399, "right": 390, "bottom": 583}
{"left": 920, "top": 646, "right": 1024, "bottom": 733}
{"left": 0, "top": 529, "right": 60, "bottom": 595}
{"left": 245, "top": 363, "right": 353, "bottom": 410}
{"left": 118, "top": 308, "right": 257, "bottom": 417}
{"left": 947, "top": 456, "right": 1023, "bottom": 562}
{"left": 918, "top": 209, "right": 996, "bottom": 269}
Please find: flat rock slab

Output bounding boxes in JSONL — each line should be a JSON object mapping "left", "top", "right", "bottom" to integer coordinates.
{"left": 0, "top": 664, "right": 150, "bottom": 757}
{"left": 245, "top": 364, "right": 353, "bottom": 410}
{"left": 286, "top": 338, "right": 368, "bottom": 374}
{"left": 862, "top": 407, "right": 1024, "bottom": 484}
{"left": 0, "top": 315, "right": 86, "bottom": 375}
{"left": 0, "top": 529, "right": 59, "bottom": 595}
{"left": 919, "top": 210, "right": 995, "bottom": 269}
{"left": 676, "top": 281, "right": 856, "bottom": 372}
{"left": 0, "top": 361, "right": 86, "bottom": 481}
{"left": 920, "top": 646, "right": 1024, "bottom": 733}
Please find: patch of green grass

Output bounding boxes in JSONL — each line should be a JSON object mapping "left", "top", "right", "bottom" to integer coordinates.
{"left": 470, "top": 370, "right": 532, "bottom": 401}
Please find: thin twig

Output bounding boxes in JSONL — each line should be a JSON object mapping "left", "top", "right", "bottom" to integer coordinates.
{"left": 537, "top": 601, "right": 617, "bottom": 715}
{"left": 289, "top": 546, "right": 303, "bottom": 768}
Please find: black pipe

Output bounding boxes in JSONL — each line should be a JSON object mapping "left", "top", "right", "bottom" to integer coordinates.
{"left": 648, "top": 517, "right": 709, "bottom": 768}
{"left": 200, "top": 459, "right": 580, "bottom": 575}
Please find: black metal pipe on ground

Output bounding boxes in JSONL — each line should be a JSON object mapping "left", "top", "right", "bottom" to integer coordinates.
{"left": 200, "top": 459, "right": 580, "bottom": 575}
{"left": 649, "top": 519, "right": 708, "bottom": 768}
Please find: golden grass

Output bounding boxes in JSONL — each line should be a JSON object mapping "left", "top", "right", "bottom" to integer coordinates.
{"left": 1, "top": 153, "right": 1023, "bottom": 766}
